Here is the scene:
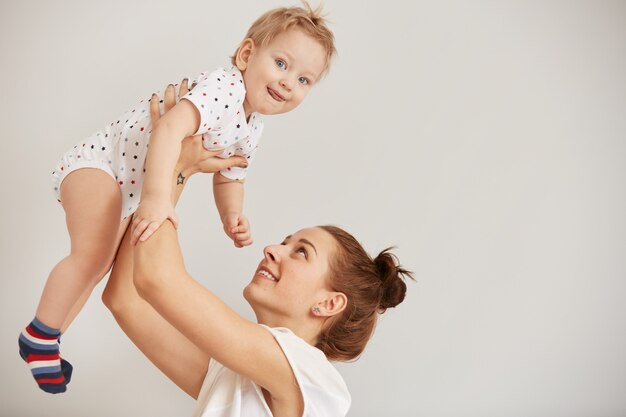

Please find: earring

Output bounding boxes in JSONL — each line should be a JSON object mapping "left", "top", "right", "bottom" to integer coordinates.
{"left": 312, "top": 306, "right": 321, "bottom": 315}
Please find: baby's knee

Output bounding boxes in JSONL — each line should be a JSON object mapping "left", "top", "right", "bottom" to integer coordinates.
{"left": 68, "top": 251, "right": 114, "bottom": 279}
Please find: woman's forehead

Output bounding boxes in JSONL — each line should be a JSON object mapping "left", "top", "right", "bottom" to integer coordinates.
{"left": 285, "top": 227, "right": 337, "bottom": 255}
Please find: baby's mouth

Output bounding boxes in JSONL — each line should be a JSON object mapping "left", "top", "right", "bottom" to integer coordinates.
{"left": 267, "top": 87, "right": 285, "bottom": 102}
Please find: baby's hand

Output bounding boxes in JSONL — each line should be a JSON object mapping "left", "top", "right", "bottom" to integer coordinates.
{"left": 222, "top": 213, "right": 253, "bottom": 248}
{"left": 131, "top": 197, "right": 179, "bottom": 245}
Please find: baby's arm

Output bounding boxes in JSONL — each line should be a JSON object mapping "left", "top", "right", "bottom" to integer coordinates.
{"left": 131, "top": 98, "right": 200, "bottom": 245}
{"left": 213, "top": 173, "right": 253, "bottom": 247}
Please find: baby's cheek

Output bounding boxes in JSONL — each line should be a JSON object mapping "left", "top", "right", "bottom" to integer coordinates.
{"left": 295, "top": 92, "right": 308, "bottom": 106}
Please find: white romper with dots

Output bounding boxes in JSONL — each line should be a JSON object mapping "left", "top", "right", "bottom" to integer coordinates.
{"left": 51, "top": 67, "right": 264, "bottom": 220}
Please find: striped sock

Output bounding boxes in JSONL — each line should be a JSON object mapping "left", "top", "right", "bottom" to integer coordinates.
{"left": 20, "top": 338, "right": 74, "bottom": 383}
{"left": 18, "top": 317, "right": 71, "bottom": 394}
{"left": 58, "top": 336, "right": 73, "bottom": 384}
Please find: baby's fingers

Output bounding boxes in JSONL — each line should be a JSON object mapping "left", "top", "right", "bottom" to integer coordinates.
{"left": 234, "top": 221, "right": 252, "bottom": 247}
{"left": 131, "top": 218, "right": 151, "bottom": 245}
{"left": 224, "top": 217, "right": 239, "bottom": 233}
{"left": 234, "top": 228, "right": 250, "bottom": 240}
{"left": 235, "top": 234, "right": 254, "bottom": 247}
{"left": 234, "top": 216, "right": 250, "bottom": 232}
{"left": 168, "top": 211, "right": 179, "bottom": 229}
{"left": 230, "top": 224, "right": 248, "bottom": 235}
{"left": 138, "top": 221, "right": 161, "bottom": 243}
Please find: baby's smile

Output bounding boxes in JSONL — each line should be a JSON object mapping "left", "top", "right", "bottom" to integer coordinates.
{"left": 267, "top": 87, "right": 285, "bottom": 102}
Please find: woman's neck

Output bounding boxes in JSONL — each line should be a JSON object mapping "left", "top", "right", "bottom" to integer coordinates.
{"left": 256, "top": 312, "right": 323, "bottom": 347}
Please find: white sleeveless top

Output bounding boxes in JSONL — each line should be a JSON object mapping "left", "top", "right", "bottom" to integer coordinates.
{"left": 191, "top": 326, "right": 351, "bottom": 417}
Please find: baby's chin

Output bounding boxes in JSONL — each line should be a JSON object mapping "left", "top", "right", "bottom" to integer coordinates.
{"left": 250, "top": 97, "right": 296, "bottom": 115}
{"left": 258, "top": 106, "right": 294, "bottom": 116}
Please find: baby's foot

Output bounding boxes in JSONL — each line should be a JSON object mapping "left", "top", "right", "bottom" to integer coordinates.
{"left": 18, "top": 317, "right": 70, "bottom": 394}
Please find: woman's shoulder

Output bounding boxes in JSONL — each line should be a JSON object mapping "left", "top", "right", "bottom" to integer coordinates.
{"left": 260, "top": 326, "right": 351, "bottom": 416}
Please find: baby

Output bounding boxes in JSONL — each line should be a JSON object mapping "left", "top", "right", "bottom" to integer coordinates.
{"left": 19, "top": 3, "right": 335, "bottom": 393}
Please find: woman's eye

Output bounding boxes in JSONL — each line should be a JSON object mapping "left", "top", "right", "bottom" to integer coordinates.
{"left": 275, "top": 59, "right": 286, "bottom": 70}
{"left": 297, "top": 247, "right": 308, "bottom": 258}
{"left": 298, "top": 77, "right": 309, "bottom": 85}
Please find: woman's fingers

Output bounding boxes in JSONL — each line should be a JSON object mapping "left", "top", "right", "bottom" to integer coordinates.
{"left": 149, "top": 77, "right": 196, "bottom": 122}
{"left": 150, "top": 82, "right": 183, "bottom": 124}
{"left": 196, "top": 155, "right": 248, "bottom": 174}
{"left": 164, "top": 84, "right": 176, "bottom": 112}
{"left": 179, "top": 78, "right": 189, "bottom": 97}
{"left": 150, "top": 93, "right": 161, "bottom": 122}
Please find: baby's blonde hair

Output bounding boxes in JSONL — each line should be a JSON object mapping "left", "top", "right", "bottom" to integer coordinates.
{"left": 232, "top": 2, "right": 336, "bottom": 78}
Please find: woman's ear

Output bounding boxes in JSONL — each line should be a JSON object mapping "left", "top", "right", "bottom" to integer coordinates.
{"left": 235, "top": 38, "right": 255, "bottom": 71}
{"left": 315, "top": 292, "right": 347, "bottom": 317}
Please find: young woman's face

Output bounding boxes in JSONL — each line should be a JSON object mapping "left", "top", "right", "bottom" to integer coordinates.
{"left": 240, "top": 29, "right": 327, "bottom": 116}
{"left": 244, "top": 227, "right": 337, "bottom": 321}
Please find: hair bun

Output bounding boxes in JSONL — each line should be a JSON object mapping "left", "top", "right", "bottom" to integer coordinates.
{"left": 374, "top": 248, "right": 412, "bottom": 311}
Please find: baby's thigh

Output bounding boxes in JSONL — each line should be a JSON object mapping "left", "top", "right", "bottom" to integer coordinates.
{"left": 60, "top": 168, "right": 122, "bottom": 259}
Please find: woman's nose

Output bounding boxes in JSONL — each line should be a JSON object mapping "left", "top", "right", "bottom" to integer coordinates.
{"left": 263, "top": 245, "right": 278, "bottom": 261}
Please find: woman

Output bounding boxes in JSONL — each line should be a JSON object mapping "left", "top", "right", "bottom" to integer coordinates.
{"left": 102, "top": 82, "right": 412, "bottom": 417}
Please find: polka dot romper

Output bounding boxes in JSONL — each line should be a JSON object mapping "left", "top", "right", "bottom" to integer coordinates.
{"left": 51, "top": 67, "right": 264, "bottom": 221}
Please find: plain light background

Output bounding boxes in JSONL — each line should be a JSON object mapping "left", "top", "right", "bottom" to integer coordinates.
{"left": 1, "top": 1, "right": 625, "bottom": 416}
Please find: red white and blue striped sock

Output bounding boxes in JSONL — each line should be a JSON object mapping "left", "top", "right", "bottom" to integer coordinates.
{"left": 18, "top": 317, "right": 72, "bottom": 394}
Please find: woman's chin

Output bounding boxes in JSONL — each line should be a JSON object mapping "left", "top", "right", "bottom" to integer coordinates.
{"left": 243, "top": 283, "right": 265, "bottom": 308}
{"left": 242, "top": 283, "right": 253, "bottom": 302}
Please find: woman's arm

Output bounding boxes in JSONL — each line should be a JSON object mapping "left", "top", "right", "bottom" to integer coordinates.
{"left": 132, "top": 221, "right": 302, "bottom": 411}
{"left": 103, "top": 82, "right": 248, "bottom": 398}
{"left": 103, "top": 214, "right": 209, "bottom": 398}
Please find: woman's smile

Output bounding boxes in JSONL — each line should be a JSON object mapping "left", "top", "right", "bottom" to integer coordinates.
{"left": 256, "top": 265, "right": 278, "bottom": 281}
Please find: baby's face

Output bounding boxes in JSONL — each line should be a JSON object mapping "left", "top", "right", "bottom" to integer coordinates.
{"left": 241, "top": 29, "right": 327, "bottom": 116}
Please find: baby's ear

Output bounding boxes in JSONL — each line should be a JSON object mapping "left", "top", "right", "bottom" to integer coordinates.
{"left": 235, "top": 38, "right": 255, "bottom": 71}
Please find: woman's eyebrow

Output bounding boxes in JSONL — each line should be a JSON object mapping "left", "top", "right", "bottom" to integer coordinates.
{"left": 283, "top": 235, "right": 317, "bottom": 255}
{"left": 298, "top": 238, "right": 317, "bottom": 255}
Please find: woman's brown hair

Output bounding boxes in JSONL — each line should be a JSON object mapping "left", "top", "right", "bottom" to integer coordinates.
{"left": 316, "top": 225, "right": 413, "bottom": 361}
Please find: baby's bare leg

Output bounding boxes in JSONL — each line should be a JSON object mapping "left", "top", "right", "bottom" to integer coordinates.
{"left": 60, "top": 217, "right": 132, "bottom": 333}
{"left": 19, "top": 168, "right": 123, "bottom": 393}
{"left": 35, "top": 168, "right": 123, "bottom": 327}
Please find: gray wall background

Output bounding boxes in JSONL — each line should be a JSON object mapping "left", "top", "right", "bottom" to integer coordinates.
{"left": 1, "top": 1, "right": 625, "bottom": 416}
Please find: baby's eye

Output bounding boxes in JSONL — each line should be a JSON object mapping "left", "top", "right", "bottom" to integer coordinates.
{"left": 275, "top": 59, "right": 286, "bottom": 70}
{"left": 298, "top": 77, "right": 309, "bottom": 85}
